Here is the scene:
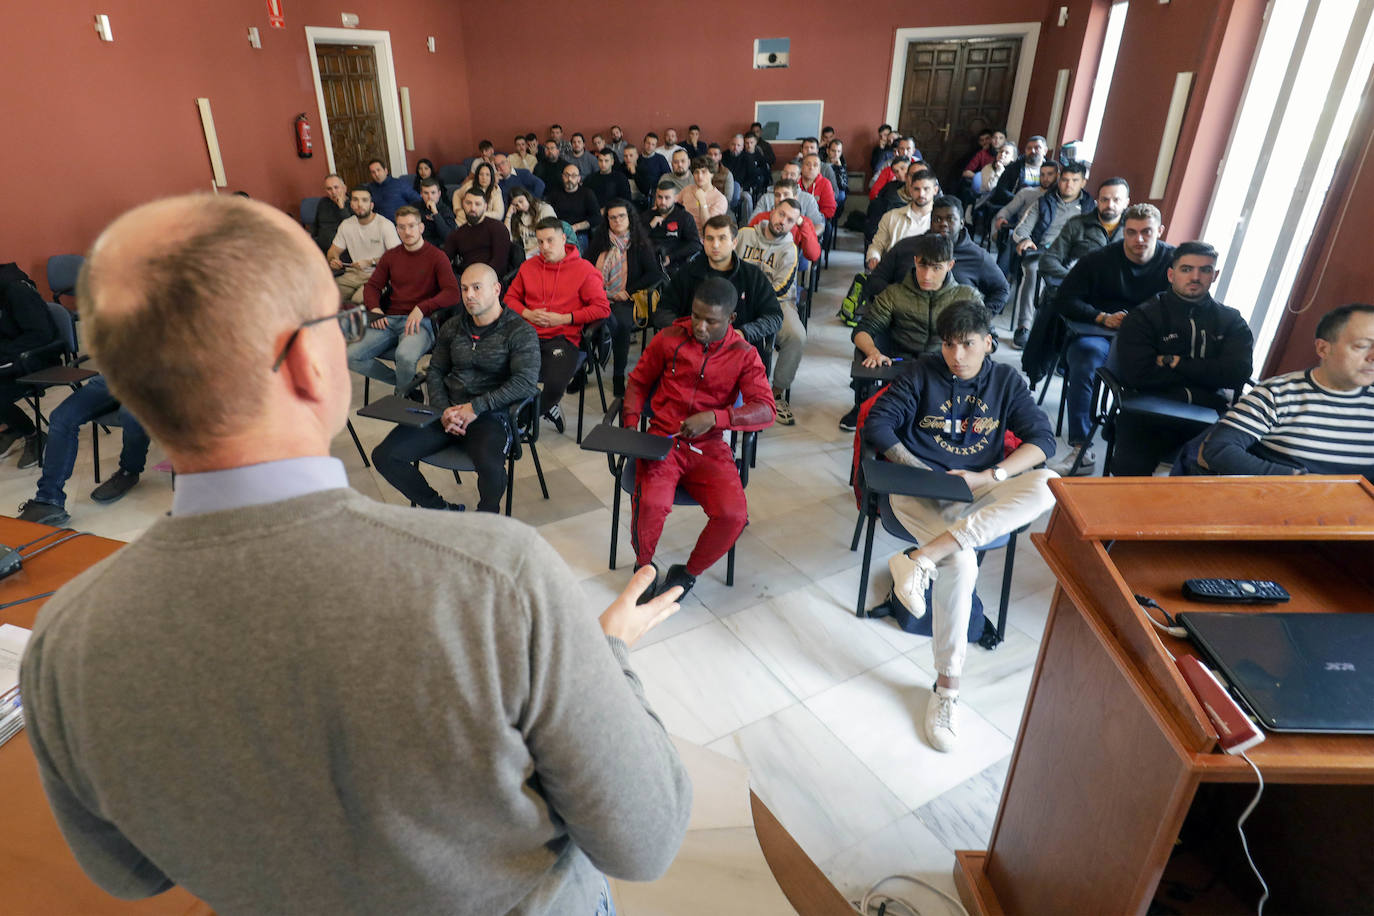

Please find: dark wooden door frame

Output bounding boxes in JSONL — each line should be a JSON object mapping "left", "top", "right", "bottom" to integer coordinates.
{"left": 305, "top": 27, "right": 406, "bottom": 183}
{"left": 316, "top": 44, "right": 389, "bottom": 190}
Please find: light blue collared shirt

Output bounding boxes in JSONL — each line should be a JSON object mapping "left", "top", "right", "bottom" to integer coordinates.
{"left": 171, "top": 456, "right": 350, "bottom": 517}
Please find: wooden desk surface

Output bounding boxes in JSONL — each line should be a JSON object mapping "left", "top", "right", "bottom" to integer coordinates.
{"left": 0, "top": 518, "right": 212, "bottom": 914}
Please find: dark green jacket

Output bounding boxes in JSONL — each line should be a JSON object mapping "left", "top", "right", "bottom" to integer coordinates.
{"left": 853, "top": 271, "right": 983, "bottom": 357}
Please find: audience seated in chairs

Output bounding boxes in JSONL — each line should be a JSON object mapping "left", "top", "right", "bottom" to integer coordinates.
{"left": 418, "top": 177, "right": 457, "bottom": 248}
{"left": 985, "top": 136, "right": 1049, "bottom": 210}
{"left": 452, "top": 162, "right": 505, "bottom": 222}
{"left": 588, "top": 200, "right": 663, "bottom": 398}
{"left": 564, "top": 132, "right": 597, "bottom": 177}
{"left": 992, "top": 160, "right": 1058, "bottom": 244}
{"left": 444, "top": 188, "right": 512, "bottom": 274}
{"left": 961, "top": 129, "right": 1005, "bottom": 182}
{"left": 1038, "top": 177, "right": 1130, "bottom": 289}
{"left": 741, "top": 134, "right": 771, "bottom": 198}
{"left": 544, "top": 163, "right": 602, "bottom": 253}
{"left": 365, "top": 158, "right": 421, "bottom": 222}
{"left": 509, "top": 135, "right": 538, "bottom": 173}
{"left": 643, "top": 181, "right": 702, "bottom": 276}
{"left": 736, "top": 200, "right": 804, "bottom": 426}
{"left": 504, "top": 188, "right": 557, "bottom": 259}
{"left": 747, "top": 194, "right": 820, "bottom": 263}
{"left": 505, "top": 218, "right": 611, "bottom": 431}
{"left": 493, "top": 152, "right": 544, "bottom": 201}
{"left": 866, "top": 168, "right": 939, "bottom": 271}
{"left": 1107, "top": 241, "right": 1254, "bottom": 475}
{"left": 311, "top": 174, "right": 350, "bottom": 254}
{"left": 841, "top": 232, "right": 984, "bottom": 431}
{"left": 1047, "top": 203, "right": 1174, "bottom": 475}
{"left": 16, "top": 375, "right": 151, "bottom": 525}
{"left": 654, "top": 215, "right": 783, "bottom": 367}
{"left": 798, "top": 154, "right": 838, "bottom": 224}
{"left": 863, "top": 157, "right": 915, "bottom": 247}
{"left": 871, "top": 137, "right": 917, "bottom": 198}
{"left": 753, "top": 174, "right": 825, "bottom": 236}
{"left": 661, "top": 149, "right": 693, "bottom": 193}
{"left": 1007, "top": 160, "right": 1096, "bottom": 347}
{"left": 347, "top": 207, "right": 458, "bottom": 395}
{"left": 678, "top": 158, "right": 729, "bottom": 235}
{"left": 607, "top": 124, "right": 628, "bottom": 161}
{"left": 1178, "top": 303, "right": 1374, "bottom": 481}
{"left": 412, "top": 158, "right": 445, "bottom": 201}
{"left": 722, "top": 133, "right": 766, "bottom": 203}
{"left": 869, "top": 196, "right": 1009, "bottom": 314}
{"left": 870, "top": 123, "right": 897, "bottom": 178}
{"left": 636, "top": 134, "right": 671, "bottom": 189}
{"left": 587, "top": 149, "right": 634, "bottom": 208}
{"left": 533, "top": 140, "right": 567, "bottom": 190}
{"left": 793, "top": 139, "right": 840, "bottom": 193}
{"left": 327, "top": 187, "right": 401, "bottom": 304}
{"left": 618, "top": 145, "right": 655, "bottom": 208}
{"left": 372, "top": 264, "right": 541, "bottom": 513}
{"left": 0, "top": 279, "right": 61, "bottom": 468}
{"left": 624, "top": 277, "right": 776, "bottom": 600}
{"left": 863, "top": 301, "right": 1057, "bottom": 752}
{"left": 705, "top": 144, "right": 735, "bottom": 201}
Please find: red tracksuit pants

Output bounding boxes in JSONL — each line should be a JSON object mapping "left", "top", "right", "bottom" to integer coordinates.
{"left": 631, "top": 437, "right": 748, "bottom": 577}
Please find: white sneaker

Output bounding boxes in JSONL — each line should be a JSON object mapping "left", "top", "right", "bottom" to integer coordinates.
{"left": 888, "top": 549, "right": 938, "bottom": 618}
{"left": 925, "top": 686, "right": 960, "bottom": 752}
{"left": 1050, "top": 444, "right": 1097, "bottom": 476}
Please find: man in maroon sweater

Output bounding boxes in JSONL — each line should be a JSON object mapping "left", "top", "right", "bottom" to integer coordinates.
{"left": 443, "top": 188, "right": 512, "bottom": 275}
{"left": 350, "top": 206, "right": 460, "bottom": 394}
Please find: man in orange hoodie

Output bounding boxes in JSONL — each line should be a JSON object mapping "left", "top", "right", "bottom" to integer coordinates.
{"left": 505, "top": 218, "right": 611, "bottom": 429}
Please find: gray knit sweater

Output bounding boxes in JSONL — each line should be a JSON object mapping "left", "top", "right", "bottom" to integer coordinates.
{"left": 21, "top": 489, "right": 691, "bottom": 915}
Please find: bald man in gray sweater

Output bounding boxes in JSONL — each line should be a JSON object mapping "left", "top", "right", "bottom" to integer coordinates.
{"left": 21, "top": 195, "right": 690, "bottom": 915}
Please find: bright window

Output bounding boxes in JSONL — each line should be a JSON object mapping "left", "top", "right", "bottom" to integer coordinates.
{"left": 1077, "top": 1, "right": 1129, "bottom": 163}
{"left": 1200, "top": 0, "right": 1374, "bottom": 368}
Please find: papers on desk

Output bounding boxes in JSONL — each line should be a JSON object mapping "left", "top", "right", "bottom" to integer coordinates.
{"left": 0, "top": 623, "right": 31, "bottom": 747}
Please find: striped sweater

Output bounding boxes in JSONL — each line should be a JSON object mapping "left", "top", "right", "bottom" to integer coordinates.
{"left": 1199, "top": 369, "right": 1374, "bottom": 478}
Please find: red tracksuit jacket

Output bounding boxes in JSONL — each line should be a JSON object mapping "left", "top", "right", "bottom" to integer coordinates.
{"left": 624, "top": 318, "right": 776, "bottom": 440}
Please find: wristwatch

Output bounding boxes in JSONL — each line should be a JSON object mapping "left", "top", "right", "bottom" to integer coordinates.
{"left": 991, "top": 465, "right": 1009, "bottom": 482}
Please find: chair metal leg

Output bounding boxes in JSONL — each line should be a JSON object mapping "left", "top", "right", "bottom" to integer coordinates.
{"left": 1037, "top": 351, "right": 1060, "bottom": 406}
{"left": 726, "top": 543, "right": 735, "bottom": 586}
{"left": 1056, "top": 387, "right": 1067, "bottom": 439}
{"left": 346, "top": 419, "right": 370, "bottom": 468}
{"left": 577, "top": 384, "right": 586, "bottom": 444}
{"left": 363, "top": 376, "right": 371, "bottom": 408}
{"left": 505, "top": 456, "right": 515, "bottom": 517}
{"left": 849, "top": 504, "right": 865, "bottom": 551}
{"left": 997, "top": 531, "right": 1019, "bottom": 644}
{"left": 594, "top": 356, "right": 607, "bottom": 412}
{"left": 855, "top": 511, "right": 878, "bottom": 617}
{"left": 530, "top": 444, "right": 549, "bottom": 499}
{"left": 91, "top": 422, "right": 102, "bottom": 483}
{"left": 609, "top": 468, "right": 622, "bottom": 570}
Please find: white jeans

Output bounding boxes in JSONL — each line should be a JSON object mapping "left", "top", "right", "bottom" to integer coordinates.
{"left": 888, "top": 468, "right": 1057, "bottom": 677}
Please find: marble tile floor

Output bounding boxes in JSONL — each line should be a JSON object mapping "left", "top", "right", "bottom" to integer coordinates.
{"left": 0, "top": 233, "right": 1080, "bottom": 911}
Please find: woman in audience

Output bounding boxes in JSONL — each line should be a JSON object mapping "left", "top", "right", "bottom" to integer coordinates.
{"left": 587, "top": 199, "right": 663, "bottom": 396}
{"left": 413, "top": 158, "right": 444, "bottom": 201}
{"left": 505, "top": 187, "right": 556, "bottom": 257}
{"left": 452, "top": 162, "right": 505, "bottom": 221}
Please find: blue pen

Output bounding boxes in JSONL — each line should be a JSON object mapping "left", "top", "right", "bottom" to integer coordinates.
{"left": 405, "top": 407, "right": 434, "bottom": 415}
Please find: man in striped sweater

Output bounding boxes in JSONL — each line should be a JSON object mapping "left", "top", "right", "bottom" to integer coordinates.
{"left": 1189, "top": 303, "right": 1374, "bottom": 479}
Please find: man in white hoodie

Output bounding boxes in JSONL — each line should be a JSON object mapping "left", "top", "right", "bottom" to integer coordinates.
{"left": 736, "top": 199, "right": 804, "bottom": 425}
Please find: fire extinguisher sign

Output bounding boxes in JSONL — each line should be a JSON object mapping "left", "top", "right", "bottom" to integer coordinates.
{"left": 267, "top": 0, "right": 285, "bottom": 29}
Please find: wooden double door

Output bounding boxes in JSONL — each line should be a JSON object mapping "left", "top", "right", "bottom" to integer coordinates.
{"left": 315, "top": 44, "right": 389, "bottom": 189}
{"left": 897, "top": 38, "right": 1021, "bottom": 185}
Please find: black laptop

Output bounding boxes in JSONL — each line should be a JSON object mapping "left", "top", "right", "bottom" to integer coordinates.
{"left": 1178, "top": 612, "right": 1374, "bottom": 734}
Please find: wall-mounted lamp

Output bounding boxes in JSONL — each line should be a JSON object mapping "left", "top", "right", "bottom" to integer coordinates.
{"left": 248, "top": 27, "right": 261, "bottom": 49}
{"left": 94, "top": 14, "right": 113, "bottom": 41}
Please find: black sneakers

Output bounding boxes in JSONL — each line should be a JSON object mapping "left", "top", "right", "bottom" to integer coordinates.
{"left": 1011, "top": 327, "right": 1030, "bottom": 350}
{"left": 90, "top": 469, "right": 140, "bottom": 504}
{"left": 662, "top": 563, "right": 697, "bottom": 600}
{"left": 17, "top": 500, "right": 69, "bottom": 526}
{"left": 17, "top": 433, "right": 44, "bottom": 470}
{"left": 544, "top": 404, "right": 565, "bottom": 434}
{"left": 838, "top": 406, "right": 859, "bottom": 432}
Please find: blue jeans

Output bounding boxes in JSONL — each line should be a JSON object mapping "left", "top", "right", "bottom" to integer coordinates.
{"left": 1064, "top": 333, "right": 1112, "bottom": 445}
{"left": 346, "top": 315, "right": 435, "bottom": 394}
{"left": 36, "top": 377, "right": 150, "bottom": 508}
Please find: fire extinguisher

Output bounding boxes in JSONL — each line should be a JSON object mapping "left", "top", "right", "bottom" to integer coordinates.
{"left": 295, "top": 113, "right": 314, "bottom": 159}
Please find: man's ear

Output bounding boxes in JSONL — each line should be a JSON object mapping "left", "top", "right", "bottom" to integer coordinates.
{"left": 1315, "top": 337, "right": 1332, "bottom": 364}
{"left": 281, "top": 325, "right": 332, "bottom": 405}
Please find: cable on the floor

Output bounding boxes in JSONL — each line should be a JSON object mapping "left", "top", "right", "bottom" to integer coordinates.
{"left": 851, "top": 873, "right": 970, "bottom": 916}
{"left": 1236, "top": 752, "right": 1269, "bottom": 915}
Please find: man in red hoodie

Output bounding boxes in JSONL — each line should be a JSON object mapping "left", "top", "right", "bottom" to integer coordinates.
{"left": 505, "top": 217, "right": 611, "bottom": 429}
{"left": 351, "top": 206, "right": 460, "bottom": 394}
{"left": 624, "top": 277, "right": 776, "bottom": 599}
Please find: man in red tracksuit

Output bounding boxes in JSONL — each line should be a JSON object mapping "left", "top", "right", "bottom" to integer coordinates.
{"left": 624, "top": 276, "right": 776, "bottom": 599}
{"left": 506, "top": 217, "right": 611, "bottom": 429}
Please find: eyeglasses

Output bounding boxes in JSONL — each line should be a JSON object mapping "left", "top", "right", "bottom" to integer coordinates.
{"left": 272, "top": 305, "right": 367, "bottom": 372}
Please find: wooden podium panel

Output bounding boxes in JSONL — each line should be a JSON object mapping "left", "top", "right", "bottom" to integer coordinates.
{"left": 956, "top": 477, "right": 1374, "bottom": 915}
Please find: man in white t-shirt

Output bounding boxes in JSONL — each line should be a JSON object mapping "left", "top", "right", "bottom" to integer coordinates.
{"left": 327, "top": 186, "right": 402, "bottom": 303}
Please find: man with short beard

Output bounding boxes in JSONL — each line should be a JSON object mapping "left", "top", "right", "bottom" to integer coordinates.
{"left": 418, "top": 177, "right": 457, "bottom": 248}
{"left": 443, "top": 188, "right": 511, "bottom": 273}
{"left": 642, "top": 181, "right": 701, "bottom": 274}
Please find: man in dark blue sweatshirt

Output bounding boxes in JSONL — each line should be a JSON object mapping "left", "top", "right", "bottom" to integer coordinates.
{"left": 864, "top": 301, "right": 1057, "bottom": 753}
{"left": 1110, "top": 241, "right": 1253, "bottom": 475}
{"left": 1050, "top": 203, "right": 1174, "bottom": 475}
{"left": 365, "top": 159, "right": 421, "bottom": 222}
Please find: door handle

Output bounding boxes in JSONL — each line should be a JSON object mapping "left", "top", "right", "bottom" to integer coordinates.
{"left": 939, "top": 123, "right": 950, "bottom": 139}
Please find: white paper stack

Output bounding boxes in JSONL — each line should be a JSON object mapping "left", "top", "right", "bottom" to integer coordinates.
{"left": 0, "top": 623, "right": 31, "bottom": 747}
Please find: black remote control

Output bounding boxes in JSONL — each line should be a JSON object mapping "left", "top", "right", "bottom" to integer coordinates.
{"left": 1182, "top": 578, "right": 1291, "bottom": 603}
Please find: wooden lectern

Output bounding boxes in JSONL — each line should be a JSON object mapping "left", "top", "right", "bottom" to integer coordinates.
{"left": 954, "top": 477, "right": 1374, "bottom": 915}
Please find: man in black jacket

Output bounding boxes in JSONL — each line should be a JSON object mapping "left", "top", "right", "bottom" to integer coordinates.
{"left": 418, "top": 178, "right": 458, "bottom": 248}
{"left": 371, "top": 263, "right": 540, "bottom": 513}
{"left": 586, "top": 150, "right": 634, "bottom": 208}
{"left": 643, "top": 181, "right": 702, "bottom": 275}
{"left": 654, "top": 215, "right": 782, "bottom": 363}
{"left": 869, "top": 197, "right": 1009, "bottom": 313}
{"left": 311, "top": 174, "right": 351, "bottom": 254}
{"left": 1049, "top": 203, "right": 1175, "bottom": 475}
{"left": 986, "top": 136, "right": 1050, "bottom": 208}
{"left": 1110, "top": 242, "right": 1253, "bottom": 475}
{"left": 0, "top": 279, "right": 60, "bottom": 467}
{"left": 544, "top": 163, "right": 602, "bottom": 252}
{"left": 1007, "top": 162, "right": 1097, "bottom": 346}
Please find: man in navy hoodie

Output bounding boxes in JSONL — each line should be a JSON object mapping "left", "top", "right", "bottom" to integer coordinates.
{"left": 864, "top": 302, "right": 1057, "bottom": 752}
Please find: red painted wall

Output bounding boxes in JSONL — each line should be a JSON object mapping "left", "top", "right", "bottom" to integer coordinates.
{"left": 1020, "top": 0, "right": 1110, "bottom": 150}
{"left": 2, "top": 0, "right": 472, "bottom": 294}
{"left": 455, "top": 0, "right": 1059, "bottom": 177}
